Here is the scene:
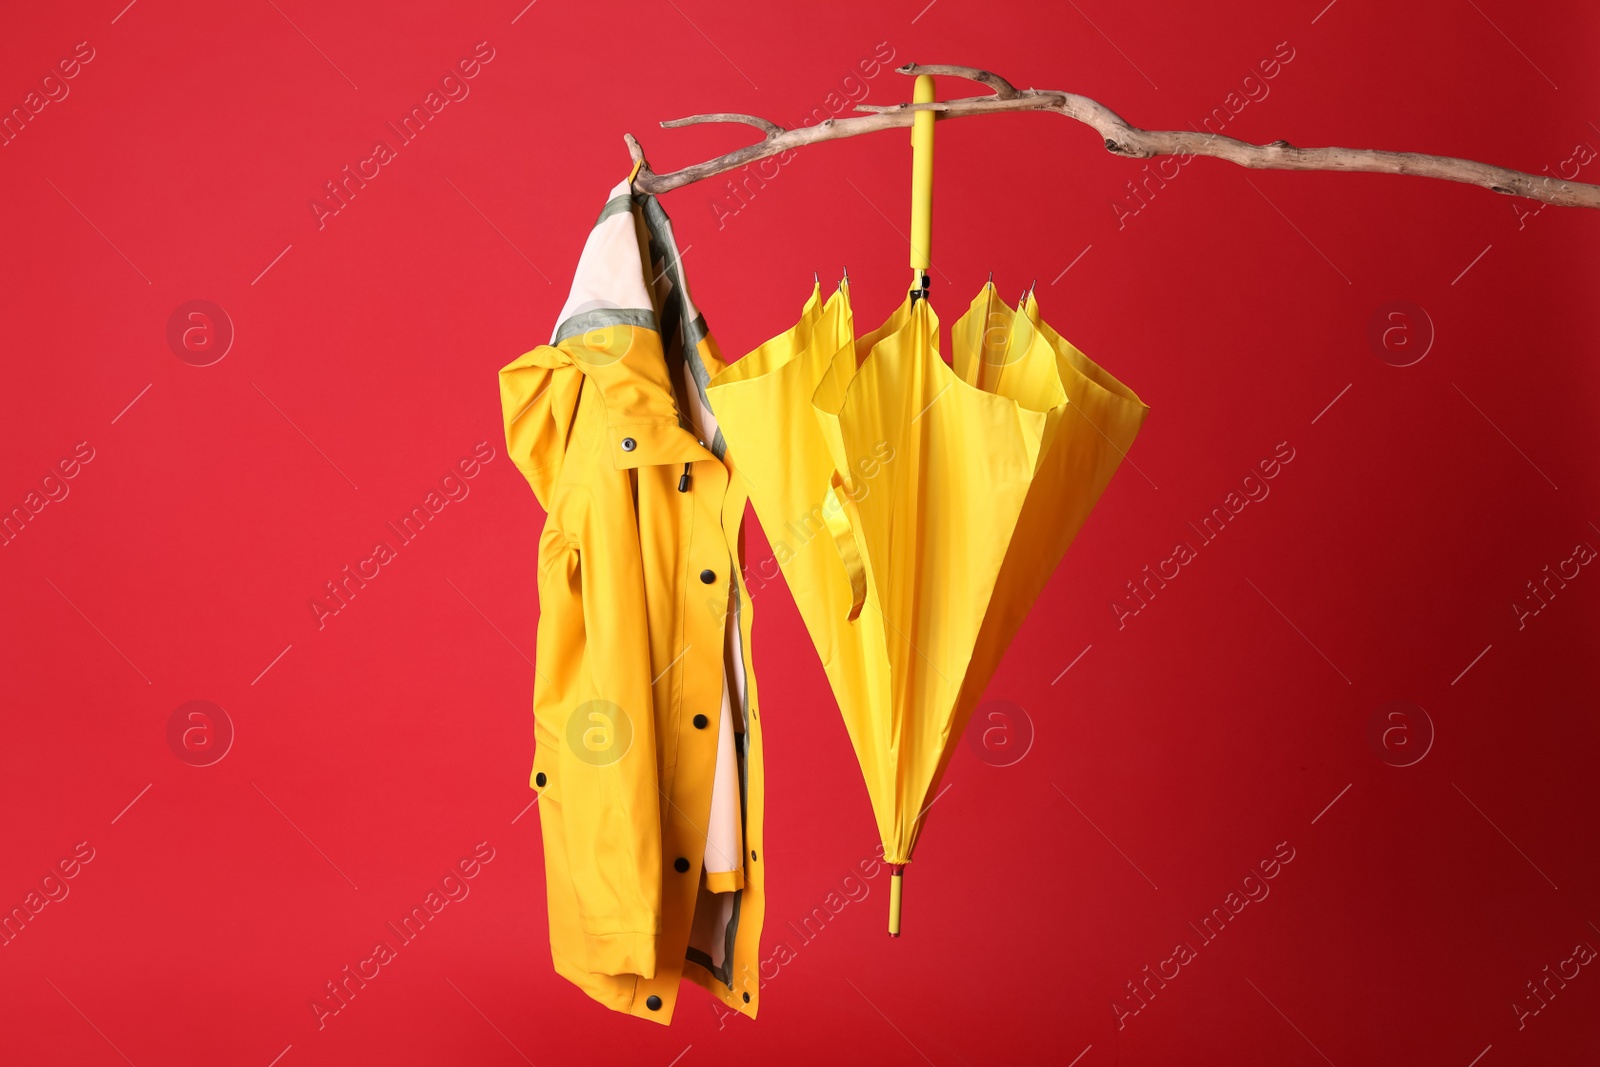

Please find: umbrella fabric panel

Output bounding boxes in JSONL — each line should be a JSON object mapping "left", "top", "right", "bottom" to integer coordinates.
{"left": 932, "top": 291, "right": 1151, "bottom": 797}
{"left": 708, "top": 285, "right": 862, "bottom": 665}
{"left": 825, "top": 296, "right": 1046, "bottom": 863}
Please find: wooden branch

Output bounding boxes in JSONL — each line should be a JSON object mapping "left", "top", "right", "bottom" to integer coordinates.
{"left": 626, "top": 62, "right": 1600, "bottom": 209}
{"left": 660, "top": 113, "right": 784, "bottom": 138}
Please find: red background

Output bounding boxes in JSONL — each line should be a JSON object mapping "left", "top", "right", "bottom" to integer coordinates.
{"left": 3, "top": 0, "right": 1598, "bottom": 1064}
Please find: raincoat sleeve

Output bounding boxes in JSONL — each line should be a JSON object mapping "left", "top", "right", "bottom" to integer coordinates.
{"left": 529, "top": 524, "right": 664, "bottom": 978}
{"left": 502, "top": 339, "right": 666, "bottom": 979}
{"left": 499, "top": 343, "right": 584, "bottom": 510}
{"left": 559, "top": 513, "right": 664, "bottom": 976}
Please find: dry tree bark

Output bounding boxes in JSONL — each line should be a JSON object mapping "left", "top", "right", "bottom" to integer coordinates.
{"left": 625, "top": 63, "right": 1600, "bottom": 210}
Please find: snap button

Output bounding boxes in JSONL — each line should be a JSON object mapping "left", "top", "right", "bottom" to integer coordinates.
{"left": 674, "top": 857, "right": 690, "bottom": 873}
{"left": 751, "top": 850, "right": 757, "bottom": 861}
{"left": 646, "top": 994, "right": 662, "bottom": 1011}
{"left": 699, "top": 569, "right": 716, "bottom": 584}
{"left": 621, "top": 437, "right": 637, "bottom": 452}
{"left": 693, "top": 714, "right": 708, "bottom": 729}
{"left": 535, "top": 772, "right": 547, "bottom": 787}
{"left": 742, "top": 992, "right": 751, "bottom": 1003}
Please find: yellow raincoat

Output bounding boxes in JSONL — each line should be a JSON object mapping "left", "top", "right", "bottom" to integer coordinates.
{"left": 499, "top": 177, "right": 764, "bottom": 1023}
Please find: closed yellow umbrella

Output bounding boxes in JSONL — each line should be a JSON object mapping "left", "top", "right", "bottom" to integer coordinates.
{"left": 706, "top": 76, "right": 1148, "bottom": 935}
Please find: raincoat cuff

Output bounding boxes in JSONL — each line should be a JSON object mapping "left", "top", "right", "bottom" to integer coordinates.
{"left": 583, "top": 930, "right": 659, "bottom": 979}
{"left": 705, "top": 869, "right": 744, "bottom": 894}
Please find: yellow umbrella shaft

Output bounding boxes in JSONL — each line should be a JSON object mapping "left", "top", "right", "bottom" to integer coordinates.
{"left": 888, "top": 865, "right": 905, "bottom": 937}
{"left": 909, "top": 75, "right": 935, "bottom": 271}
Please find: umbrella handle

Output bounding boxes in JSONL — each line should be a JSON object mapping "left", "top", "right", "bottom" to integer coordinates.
{"left": 909, "top": 75, "right": 935, "bottom": 274}
{"left": 888, "top": 864, "right": 906, "bottom": 937}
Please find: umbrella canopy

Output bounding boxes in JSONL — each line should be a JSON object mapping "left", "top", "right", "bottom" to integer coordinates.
{"left": 706, "top": 277, "right": 1147, "bottom": 933}
{"left": 707, "top": 72, "right": 1148, "bottom": 934}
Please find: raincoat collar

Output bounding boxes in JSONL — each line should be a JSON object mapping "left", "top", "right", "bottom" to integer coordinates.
{"left": 548, "top": 177, "right": 726, "bottom": 471}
